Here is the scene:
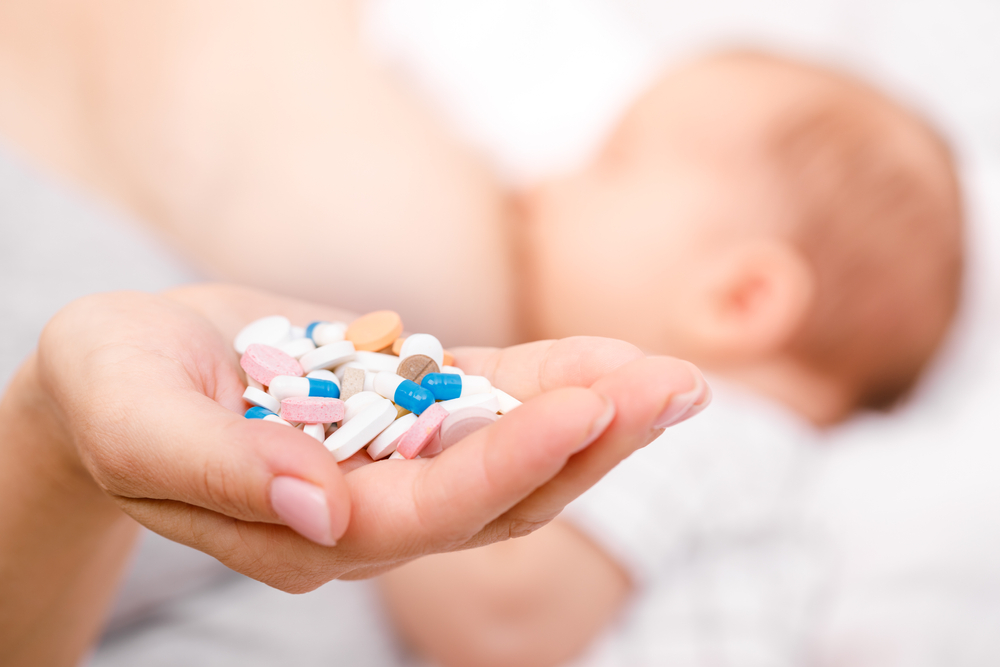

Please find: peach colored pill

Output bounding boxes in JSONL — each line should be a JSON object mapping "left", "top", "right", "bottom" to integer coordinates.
{"left": 391, "top": 338, "right": 406, "bottom": 355}
{"left": 396, "top": 403, "right": 449, "bottom": 459}
{"left": 443, "top": 350, "right": 455, "bottom": 366}
{"left": 346, "top": 311, "right": 404, "bottom": 352}
{"left": 280, "top": 397, "right": 345, "bottom": 424}
{"left": 438, "top": 407, "right": 499, "bottom": 451}
{"left": 240, "top": 343, "right": 303, "bottom": 386}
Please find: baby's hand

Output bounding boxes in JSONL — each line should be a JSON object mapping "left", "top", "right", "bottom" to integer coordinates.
{"left": 35, "top": 284, "right": 708, "bottom": 591}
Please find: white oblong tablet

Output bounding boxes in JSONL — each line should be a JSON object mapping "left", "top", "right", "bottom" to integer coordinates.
{"left": 278, "top": 337, "right": 317, "bottom": 359}
{"left": 300, "top": 341, "right": 356, "bottom": 373}
{"left": 325, "top": 398, "right": 397, "bottom": 462}
{"left": 492, "top": 388, "right": 522, "bottom": 414}
{"left": 399, "top": 333, "right": 444, "bottom": 369}
{"left": 268, "top": 375, "right": 310, "bottom": 401}
{"left": 306, "top": 369, "right": 341, "bottom": 388}
{"left": 439, "top": 393, "right": 500, "bottom": 414}
{"left": 441, "top": 365, "right": 465, "bottom": 376}
{"left": 243, "top": 386, "right": 280, "bottom": 414}
{"left": 355, "top": 351, "right": 403, "bottom": 374}
{"left": 303, "top": 422, "right": 326, "bottom": 442}
{"left": 459, "top": 375, "right": 492, "bottom": 397}
{"left": 234, "top": 316, "right": 292, "bottom": 354}
{"left": 342, "top": 391, "right": 383, "bottom": 423}
{"left": 367, "top": 413, "right": 418, "bottom": 460}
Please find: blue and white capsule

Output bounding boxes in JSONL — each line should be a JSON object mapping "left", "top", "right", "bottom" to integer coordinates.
{"left": 244, "top": 406, "right": 292, "bottom": 426}
{"left": 305, "top": 320, "right": 349, "bottom": 347}
{"left": 420, "top": 373, "right": 492, "bottom": 401}
{"left": 374, "top": 372, "right": 436, "bottom": 415}
{"left": 268, "top": 375, "right": 341, "bottom": 401}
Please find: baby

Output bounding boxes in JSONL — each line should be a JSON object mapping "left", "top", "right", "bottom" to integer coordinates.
{"left": 377, "top": 52, "right": 963, "bottom": 666}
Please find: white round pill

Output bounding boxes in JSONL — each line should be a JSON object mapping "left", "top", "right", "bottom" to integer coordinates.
{"left": 299, "top": 341, "right": 356, "bottom": 373}
{"left": 325, "top": 398, "right": 397, "bottom": 462}
{"left": 399, "top": 333, "right": 445, "bottom": 369}
{"left": 367, "top": 413, "right": 418, "bottom": 460}
{"left": 234, "top": 316, "right": 292, "bottom": 355}
{"left": 277, "top": 337, "right": 317, "bottom": 359}
{"left": 243, "top": 386, "right": 280, "bottom": 414}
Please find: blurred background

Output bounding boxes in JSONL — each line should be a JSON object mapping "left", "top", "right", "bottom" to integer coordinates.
{"left": 2, "top": 1, "right": 1000, "bottom": 665}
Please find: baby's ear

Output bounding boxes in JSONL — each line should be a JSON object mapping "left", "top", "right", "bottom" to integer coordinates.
{"left": 695, "top": 239, "right": 814, "bottom": 362}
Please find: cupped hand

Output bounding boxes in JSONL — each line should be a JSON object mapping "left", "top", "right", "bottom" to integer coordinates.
{"left": 36, "top": 284, "right": 708, "bottom": 591}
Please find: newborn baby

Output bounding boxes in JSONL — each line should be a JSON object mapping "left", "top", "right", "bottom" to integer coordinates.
{"left": 378, "top": 51, "right": 964, "bottom": 666}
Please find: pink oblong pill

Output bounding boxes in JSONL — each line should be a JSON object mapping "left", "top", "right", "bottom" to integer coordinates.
{"left": 280, "top": 397, "right": 345, "bottom": 424}
{"left": 241, "top": 343, "right": 303, "bottom": 385}
{"left": 438, "top": 407, "right": 499, "bottom": 451}
{"left": 396, "top": 403, "right": 449, "bottom": 459}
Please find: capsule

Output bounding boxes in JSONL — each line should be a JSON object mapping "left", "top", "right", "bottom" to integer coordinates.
{"left": 244, "top": 406, "right": 292, "bottom": 426}
{"left": 420, "top": 373, "right": 492, "bottom": 401}
{"left": 305, "top": 320, "right": 348, "bottom": 346}
{"left": 374, "top": 372, "right": 435, "bottom": 415}
{"left": 268, "top": 375, "right": 341, "bottom": 401}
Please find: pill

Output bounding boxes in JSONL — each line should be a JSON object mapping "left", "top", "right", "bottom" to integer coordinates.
{"left": 399, "top": 333, "right": 445, "bottom": 369}
{"left": 397, "top": 354, "right": 439, "bottom": 384}
{"left": 303, "top": 423, "right": 326, "bottom": 442}
{"left": 280, "top": 397, "right": 345, "bottom": 424}
{"left": 341, "top": 367, "right": 367, "bottom": 401}
{"left": 492, "top": 388, "right": 522, "bottom": 414}
{"left": 343, "top": 391, "right": 384, "bottom": 422}
{"left": 299, "top": 341, "right": 356, "bottom": 374}
{"left": 438, "top": 393, "right": 501, "bottom": 414}
{"left": 388, "top": 451, "right": 405, "bottom": 460}
{"left": 234, "top": 316, "right": 292, "bottom": 354}
{"left": 346, "top": 311, "right": 403, "bottom": 352}
{"left": 394, "top": 336, "right": 456, "bottom": 366}
{"left": 277, "top": 337, "right": 317, "bottom": 359}
{"left": 240, "top": 344, "right": 304, "bottom": 386}
{"left": 243, "top": 386, "right": 280, "bottom": 414}
{"left": 355, "top": 351, "right": 403, "bottom": 374}
{"left": 244, "top": 406, "right": 293, "bottom": 427}
{"left": 374, "top": 372, "right": 435, "bottom": 415}
{"left": 438, "top": 407, "right": 499, "bottom": 450}
{"left": 395, "top": 403, "right": 449, "bottom": 459}
{"left": 441, "top": 365, "right": 464, "bottom": 376}
{"left": 367, "top": 413, "right": 419, "bottom": 460}
{"left": 306, "top": 369, "right": 341, "bottom": 388}
{"left": 306, "top": 321, "right": 349, "bottom": 346}
{"left": 269, "top": 376, "right": 341, "bottom": 401}
{"left": 420, "top": 373, "right": 491, "bottom": 401}
{"left": 325, "top": 398, "right": 397, "bottom": 462}
{"left": 290, "top": 325, "right": 306, "bottom": 340}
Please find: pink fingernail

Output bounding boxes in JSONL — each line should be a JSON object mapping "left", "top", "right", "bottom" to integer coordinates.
{"left": 269, "top": 476, "right": 336, "bottom": 546}
{"left": 653, "top": 372, "right": 712, "bottom": 430}
{"left": 573, "top": 395, "right": 617, "bottom": 453}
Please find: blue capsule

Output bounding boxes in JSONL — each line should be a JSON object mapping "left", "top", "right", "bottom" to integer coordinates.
{"left": 421, "top": 373, "right": 462, "bottom": 401}
{"left": 245, "top": 406, "right": 276, "bottom": 420}
{"left": 308, "top": 377, "right": 341, "bottom": 399}
{"left": 393, "top": 379, "right": 435, "bottom": 415}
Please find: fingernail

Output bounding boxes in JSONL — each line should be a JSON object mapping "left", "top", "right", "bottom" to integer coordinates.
{"left": 653, "top": 368, "right": 712, "bottom": 430}
{"left": 269, "top": 476, "right": 337, "bottom": 547}
{"left": 574, "top": 394, "right": 617, "bottom": 453}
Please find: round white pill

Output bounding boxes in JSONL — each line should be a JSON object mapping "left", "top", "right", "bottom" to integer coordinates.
{"left": 234, "top": 316, "right": 292, "bottom": 355}
{"left": 367, "top": 413, "right": 418, "bottom": 460}
{"left": 399, "top": 333, "right": 445, "bottom": 369}
{"left": 325, "top": 398, "right": 397, "bottom": 462}
{"left": 277, "top": 337, "right": 317, "bottom": 359}
{"left": 299, "top": 341, "right": 356, "bottom": 373}
{"left": 243, "top": 386, "right": 280, "bottom": 414}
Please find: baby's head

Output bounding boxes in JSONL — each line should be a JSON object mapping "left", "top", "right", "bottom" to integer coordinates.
{"left": 516, "top": 51, "right": 963, "bottom": 424}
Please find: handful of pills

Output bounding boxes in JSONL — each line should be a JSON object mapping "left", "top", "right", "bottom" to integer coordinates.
{"left": 235, "top": 310, "right": 521, "bottom": 462}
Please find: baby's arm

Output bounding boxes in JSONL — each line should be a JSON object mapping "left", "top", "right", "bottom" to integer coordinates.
{"left": 379, "top": 519, "right": 630, "bottom": 667}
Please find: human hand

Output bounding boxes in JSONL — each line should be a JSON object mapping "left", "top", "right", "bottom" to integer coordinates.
{"left": 35, "top": 284, "right": 708, "bottom": 591}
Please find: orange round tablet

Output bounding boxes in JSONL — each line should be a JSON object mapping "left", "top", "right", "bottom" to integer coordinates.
{"left": 346, "top": 311, "right": 404, "bottom": 352}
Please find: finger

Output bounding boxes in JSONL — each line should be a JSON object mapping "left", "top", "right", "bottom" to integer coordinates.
{"left": 468, "top": 357, "right": 709, "bottom": 546}
{"left": 83, "top": 369, "right": 351, "bottom": 547}
{"left": 450, "top": 337, "right": 645, "bottom": 400}
{"left": 336, "top": 386, "right": 615, "bottom": 558}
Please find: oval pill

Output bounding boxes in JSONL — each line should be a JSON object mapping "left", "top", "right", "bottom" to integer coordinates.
{"left": 395, "top": 403, "right": 449, "bottom": 459}
{"left": 280, "top": 397, "right": 345, "bottom": 424}
{"left": 299, "top": 341, "right": 356, "bottom": 374}
{"left": 346, "top": 311, "right": 403, "bottom": 352}
{"left": 234, "top": 316, "right": 292, "bottom": 355}
{"left": 306, "top": 321, "right": 348, "bottom": 346}
{"left": 240, "top": 344, "right": 304, "bottom": 386}
{"left": 243, "top": 386, "right": 281, "bottom": 414}
{"left": 367, "top": 413, "right": 418, "bottom": 460}
{"left": 277, "top": 337, "right": 317, "bottom": 359}
{"left": 343, "top": 391, "right": 384, "bottom": 423}
{"left": 355, "top": 351, "right": 404, "bottom": 374}
{"left": 399, "top": 333, "right": 445, "bottom": 369}
{"left": 438, "top": 407, "right": 499, "bottom": 450}
{"left": 374, "top": 372, "right": 435, "bottom": 415}
{"left": 325, "top": 398, "right": 397, "bottom": 462}
{"left": 269, "top": 376, "right": 341, "bottom": 401}
{"left": 421, "top": 373, "right": 491, "bottom": 401}
{"left": 303, "top": 423, "right": 326, "bottom": 442}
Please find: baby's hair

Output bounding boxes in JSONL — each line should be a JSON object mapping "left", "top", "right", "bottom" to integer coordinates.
{"left": 746, "top": 54, "right": 963, "bottom": 408}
